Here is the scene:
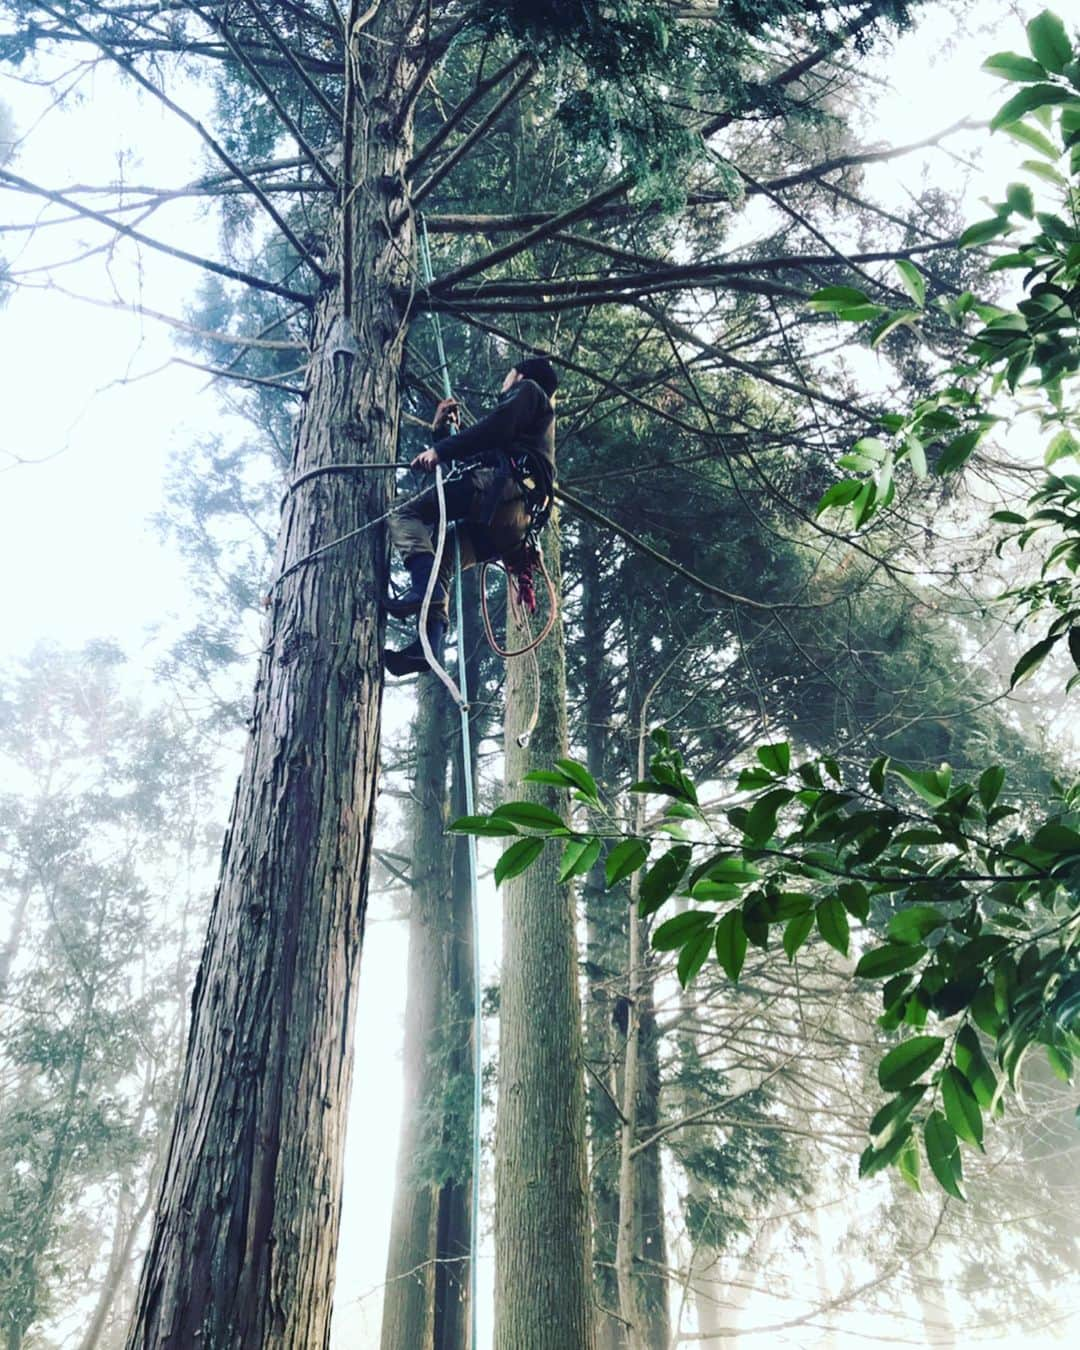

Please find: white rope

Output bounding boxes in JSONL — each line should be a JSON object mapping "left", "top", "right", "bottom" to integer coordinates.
{"left": 417, "top": 462, "right": 468, "bottom": 710}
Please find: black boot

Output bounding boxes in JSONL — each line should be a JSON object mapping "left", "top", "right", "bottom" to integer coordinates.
{"left": 384, "top": 554, "right": 446, "bottom": 618}
{"left": 384, "top": 616, "right": 447, "bottom": 678}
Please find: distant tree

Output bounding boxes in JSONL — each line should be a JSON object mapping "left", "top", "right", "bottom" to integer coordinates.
{"left": 0, "top": 644, "right": 217, "bottom": 1350}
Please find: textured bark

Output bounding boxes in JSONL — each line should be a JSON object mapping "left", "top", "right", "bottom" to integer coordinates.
{"left": 632, "top": 984, "right": 669, "bottom": 1350}
{"left": 380, "top": 694, "right": 452, "bottom": 1350}
{"left": 433, "top": 626, "right": 484, "bottom": 1350}
{"left": 124, "top": 9, "right": 422, "bottom": 1346}
{"left": 494, "top": 518, "right": 596, "bottom": 1350}
{"left": 578, "top": 533, "right": 626, "bottom": 1350}
{"left": 381, "top": 581, "right": 482, "bottom": 1350}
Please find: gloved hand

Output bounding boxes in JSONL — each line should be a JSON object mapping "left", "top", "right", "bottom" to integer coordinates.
{"left": 410, "top": 447, "right": 440, "bottom": 471}
{"left": 433, "top": 398, "right": 459, "bottom": 430}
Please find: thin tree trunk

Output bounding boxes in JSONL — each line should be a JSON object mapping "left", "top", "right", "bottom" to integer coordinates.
{"left": 0, "top": 875, "right": 33, "bottom": 1005}
{"left": 633, "top": 981, "right": 669, "bottom": 1349}
{"left": 380, "top": 693, "right": 452, "bottom": 1350}
{"left": 579, "top": 526, "right": 624, "bottom": 1350}
{"left": 494, "top": 517, "right": 596, "bottom": 1350}
{"left": 434, "top": 597, "right": 484, "bottom": 1350}
{"left": 124, "top": 9, "right": 422, "bottom": 1345}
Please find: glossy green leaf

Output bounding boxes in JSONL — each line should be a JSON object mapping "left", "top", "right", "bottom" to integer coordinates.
{"left": 941, "top": 1066, "right": 985, "bottom": 1149}
{"left": 1030, "top": 822, "right": 1080, "bottom": 852}
{"left": 743, "top": 788, "right": 794, "bottom": 843}
{"left": 978, "top": 765, "right": 1006, "bottom": 811}
{"left": 888, "top": 906, "right": 949, "bottom": 945}
{"left": 1010, "top": 633, "right": 1060, "bottom": 687}
{"left": 638, "top": 844, "right": 693, "bottom": 917}
{"left": 559, "top": 835, "right": 602, "bottom": 883}
{"left": 494, "top": 836, "right": 545, "bottom": 886}
{"left": 652, "top": 909, "right": 714, "bottom": 951}
{"left": 1045, "top": 430, "right": 1080, "bottom": 466}
{"left": 699, "top": 856, "right": 761, "bottom": 885}
{"left": 869, "top": 1084, "right": 926, "bottom": 1150}
{"left": 783, "top": 910, "right": 814, "bottom": 961}
{"left": 605, "top": 838, "right": 649, "bottom": 888}
{"left": 855, "top": 944, "right": 926, "bottom": 979}
{"left": 448, "top": 814, "right": 520, "bottom": 837}
{"left": 990, "top": 83, "right": 1071, "bottom": 131}
{"left": 904, "top": 435, "right": 928, "bottom": 478}
{"left": 859, "top": 1122, "right": 912, "bottom": 1179}
{"left": 714, "top": 909, "right": 748, "bottom": 983}
{"left": 895, "top": 259, "right": 926, "bottom": 306}
{"left": 677, "top": 926, "right": 714, "bottom": 988}
{"left": 491, "top": 801, "right": 568, "bottom": 832}
{"left": 1026, "top": 11, "right": 1072, "bottom": 73}
{"left": 897, "top": 1131, "right": 922, "bottom": 1191}
{"left": 810, "top": 285, "right": 872, "bottom": 311}
{"left": 924, "top": 1110, "right": 966, "bottom": 1200}
{"left": 690, "top": 880, "right": 742, "bottom": 903}
{"left": 889, "top": 764, "right": 949, "bottom": 806}
{"left": 816, "top": 479, "right": 864, "bottom": 514}
{"left": 983, "top": 50, "right": 1049, "bottom": 82}
{"left": 555, "top": 758, "right": 600, "bottom": 801}
{"left": 756, "top": 742, "right": 791, "bottom": 775}
{"left": 958, "top": 217, "right": 1014, "bottom": 247}
{"left": 1003, "top": 119, "right": 1061, "bottom": 157}
{"left": 838, "top": 882, "right": 870, "bottom": 921}
{"left": 523, "top": 770, "right": 577, "bottom": 787}
{"left": 878, "top": 1035, "right": 946, "bottom": 1091}
{"left": 1046, "top": 1044, "right": 1074, "bottom": 1083}
{"left": 815, "top": 896, "right": 850, "bottom": 956}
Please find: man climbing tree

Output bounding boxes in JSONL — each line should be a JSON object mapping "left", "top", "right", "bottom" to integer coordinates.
{"left": 385, "top": 357, "right": 558, "bottom": 675}
{"left": 2, "top": 2, "right": 946, "bottom": 1346}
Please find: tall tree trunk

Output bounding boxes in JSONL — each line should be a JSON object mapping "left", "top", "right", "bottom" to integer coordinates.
{"left": 633, "top": 981, "right": 669, "bottom": 1349}
{"left": 579, "top": 528, "right": 623, "bottom": 1349}
{"left": 494, "top": 519, "right": 596, "bottom": 1350}
{"left": 434, "top": 596, "right": 484, "bottom": 1350}
{"left": 0, "top": 875, "right": 33, "bottom": 1006}
{"left": 380, "top": 693, "right": 452, "bottom": 1350}
{"left": 125, "top": 9, "right": 422, "bottom": 1345}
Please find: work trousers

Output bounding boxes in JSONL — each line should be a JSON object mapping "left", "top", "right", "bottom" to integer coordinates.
{"left": 389, "top": 467, "right": 528, "bottom": 618}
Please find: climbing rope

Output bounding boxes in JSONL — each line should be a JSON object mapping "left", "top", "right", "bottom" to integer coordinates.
{"left": 420, "top": 213, "right": 484, "bottom": 1350}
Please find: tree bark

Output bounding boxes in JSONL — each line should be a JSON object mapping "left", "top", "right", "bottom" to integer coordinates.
{"left": 579, "top": 530, "right": 623, "bottom": 1350}
{"left": 124, "top": 9, "right": 422, "bottom": 1346}
{"left": 494, "top": 517, "right": 596, "bottom": 1350}
{"left": 434, "top": 609, "right": 485, "bottom": 1350}
{"left": 632, "top": 981, "right": 669, "bottom": 1349}
{"left": 380, "top": 694, "right": 452, "bottom": 1350}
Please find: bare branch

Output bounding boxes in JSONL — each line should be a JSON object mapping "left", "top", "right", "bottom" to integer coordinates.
{"left": 0, "top": 167, "right": 314, "bottom": 305}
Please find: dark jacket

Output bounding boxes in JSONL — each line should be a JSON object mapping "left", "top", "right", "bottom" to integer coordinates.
{"left": 434, "top": 378, "right": 556, "bottom": 501}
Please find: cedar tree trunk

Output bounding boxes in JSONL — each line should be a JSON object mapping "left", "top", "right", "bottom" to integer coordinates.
{"left": 494, "top": 518, "right": 596, "bottom": 1350}
{"left": 125, "top": 8, "right": 423, "bottom": 1345}
{"left": 380, "top": 692, "right": 452, "bottom": 1349}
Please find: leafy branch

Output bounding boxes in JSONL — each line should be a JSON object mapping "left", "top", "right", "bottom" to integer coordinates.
{"left": 452, "top": 729, "right": 1080, "bottom": 1200}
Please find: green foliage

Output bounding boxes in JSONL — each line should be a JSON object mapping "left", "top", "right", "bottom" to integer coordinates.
{"left": 810, "top": 9, "right": 1080, "bottom": 692}
{"left": 477, "top": 1, "right": 913, "bottom": 191}
{"left": 453, "top": 731, "right": 1080, "bottom": 1199}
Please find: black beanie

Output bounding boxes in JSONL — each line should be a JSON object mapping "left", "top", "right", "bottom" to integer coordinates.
{"left": 514, "top": 356, "right": 559, "bottom": 399}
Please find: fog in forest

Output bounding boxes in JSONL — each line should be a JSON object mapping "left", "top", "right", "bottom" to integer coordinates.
{"left": 1, "top": 2, "right": 1078, "bottom": 1348}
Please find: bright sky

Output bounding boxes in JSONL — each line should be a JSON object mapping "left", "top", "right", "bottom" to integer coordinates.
{"left": 1, "top": 3, "right": 1077, "bottom": 1347}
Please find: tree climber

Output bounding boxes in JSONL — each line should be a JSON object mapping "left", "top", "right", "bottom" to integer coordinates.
{"left": 383, "top": 356, "right": 559, "bottom": 676}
